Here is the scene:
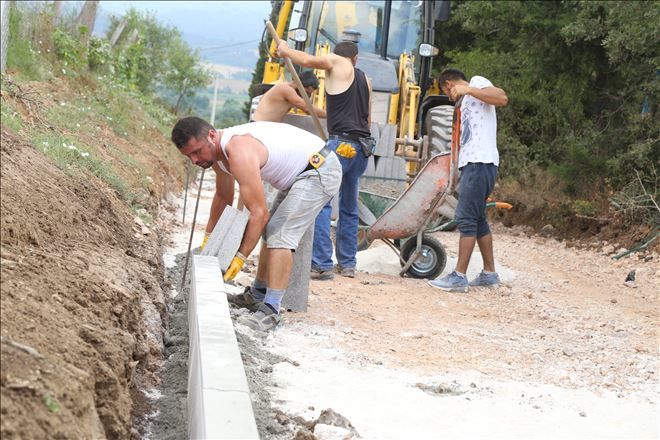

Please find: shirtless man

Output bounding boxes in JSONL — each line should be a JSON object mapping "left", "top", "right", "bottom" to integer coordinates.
{"left": 171, "top": 117, "right": 341, "bottom": 331}
{"left": 251, "top": 71, "right": 326, "bottom": 122}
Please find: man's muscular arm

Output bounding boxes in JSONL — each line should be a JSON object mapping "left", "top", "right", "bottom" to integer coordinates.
{"left": 277, "top": 41, "right": 333, "bottom": 70}
{"left": 283, "top": 86, "right": 327, "bottom": 118}
{"left": 205, "top": 163, "right": 235, "bottom": 234}
{"left": 225, "top": 137, "right": 269, "bottom": 258}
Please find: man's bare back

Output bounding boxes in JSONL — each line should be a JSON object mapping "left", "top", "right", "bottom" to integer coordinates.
{"left": 252, "top": 78, "right": 326, "bottom": 123}
{"left": 251, "top": 83, "right": 297, "bottom": 122}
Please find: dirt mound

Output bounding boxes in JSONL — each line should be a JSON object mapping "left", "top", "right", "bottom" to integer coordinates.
{"left": 1, "top": 116, "right": 178, "bottom": 437}
{"left": 492, "top": 185, "right": 658, "bottom": 254}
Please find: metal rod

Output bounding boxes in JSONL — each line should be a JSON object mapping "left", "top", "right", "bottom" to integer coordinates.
{"left": 182, "top": 163, "right": 189, "bottom": 223}
{"left": 180, "top": 168, "right": 206, "bottom": 293}
{"left": 210, "top": 73, "right": 219, "bottom": 125}
{"left": 380, "top": 0, "right": 392, "bottom": 59}
{"left": 266, "top": 20, "right": 327, "bottom": 141}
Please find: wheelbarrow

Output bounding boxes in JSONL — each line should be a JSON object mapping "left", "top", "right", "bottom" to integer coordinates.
{"left": 357, "top": 152, "right": 458, "bottom": 279}
{"left": 357, "top": 151, "right": 512, "bottom": 279}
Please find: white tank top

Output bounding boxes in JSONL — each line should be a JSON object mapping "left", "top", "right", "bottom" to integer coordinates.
{"left": 218, "top": 121, "right": 325, "bottom": 190}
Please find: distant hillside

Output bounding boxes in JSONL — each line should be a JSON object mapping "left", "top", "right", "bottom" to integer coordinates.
{"left": 94, "top": 1, "right": 270, "bottom": 70}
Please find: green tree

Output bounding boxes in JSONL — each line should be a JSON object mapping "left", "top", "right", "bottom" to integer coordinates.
{"left": 437, "top": 1, "right": 659, "bottom": 195}
{"left": 244, "top": 0, "right": 281, "bottom": 118}
{"left": 164, "top": 38, "right": 211, "bottom": 113}
{"left": 106, "top": 8, "right": 177, "bottom": 94}
{"left": 218, "top": 99, "right": 246, "bottom": 127}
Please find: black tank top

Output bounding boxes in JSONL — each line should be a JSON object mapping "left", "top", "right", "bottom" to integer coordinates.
{"left": 326, "top": 67, "right": 371, "bottom": 138}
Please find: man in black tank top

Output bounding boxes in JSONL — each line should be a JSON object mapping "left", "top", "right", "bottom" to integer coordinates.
{"left": 278, "top": 40, "right": 372, "bottom": 279}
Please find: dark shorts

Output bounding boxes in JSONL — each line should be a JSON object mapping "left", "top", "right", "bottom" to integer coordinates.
{"left": 454, "top": 162, "right": 498, "bottom": 237}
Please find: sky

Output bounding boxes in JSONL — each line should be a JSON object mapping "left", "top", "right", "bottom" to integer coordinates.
{"left": 93, "top": 1, "right": 272, "bottom": 67}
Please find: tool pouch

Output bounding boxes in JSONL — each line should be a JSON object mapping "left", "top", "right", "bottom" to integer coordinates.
{"left": 358, "top": 136, "right": 376, "bottom": 158}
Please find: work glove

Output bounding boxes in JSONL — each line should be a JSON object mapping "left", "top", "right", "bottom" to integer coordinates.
{"left": 223, "top": 251, "right": 246, "bottom": 282}
{"left": 200, "top": 232, "right": 210, "bottom": 251}
{"left": 336, "top": 142, "right": 357, "bottom": 159}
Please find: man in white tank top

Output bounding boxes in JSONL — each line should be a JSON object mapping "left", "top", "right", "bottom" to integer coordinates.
{"left": 171, "top": 117, "right": 342, "bottom": 331}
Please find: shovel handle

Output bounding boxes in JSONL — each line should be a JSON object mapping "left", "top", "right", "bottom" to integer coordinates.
{"left": 266, "top": 20, "right": 327, "bottom": 141}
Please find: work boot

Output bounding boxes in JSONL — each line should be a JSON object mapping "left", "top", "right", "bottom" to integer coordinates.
{"left": 428, "top": 271, "right": 469, "bottom": 293}
{"left": 469, "top": 271, "right": 500, "bottom": 287}
{"left": 337, "top": 266, "right": 356, "bottom": 278}
{"left": 239, "top": 303, "right": 281, "bottom": 332}
{"left": 227, "top": 287, "right": 261, "bottom": 312}
{"left": 311, "top": 268, "right": 335, "bottom": 281}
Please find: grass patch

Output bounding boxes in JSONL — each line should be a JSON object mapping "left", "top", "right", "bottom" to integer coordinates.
{"left": 43, "top": 99, "right": 94, "bottom": 133}
{"left": 42, "top": 393, "right": 59, "bottom": 413}
{"left": 33, "top": 131, "right": 130, "bottom": 200}
{"left": 130, "top": 204, "right": 153, "bottom": 225}
{"left": 5, "top": 3, "right": 52, "bottom": 81}
{"left": 0, "top": 99, "right": 23, "bottom": 132}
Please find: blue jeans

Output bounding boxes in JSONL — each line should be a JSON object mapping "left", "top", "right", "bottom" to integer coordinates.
{"left": 312, "top": 136, "right": 369, "bottom": 270}
{"left": 455, "top": 162, "right": 498, "bottom": 238}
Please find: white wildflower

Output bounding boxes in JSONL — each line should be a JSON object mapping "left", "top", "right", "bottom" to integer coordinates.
{"left": 80, "top": 152, "right": 90, "bottom": 158}
{"left": 62, "top": 69, "right": 66, "bottom": 75}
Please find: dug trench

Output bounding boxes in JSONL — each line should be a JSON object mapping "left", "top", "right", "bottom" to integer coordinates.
{"left": 0, "top": 124, "right": 181, "bottom": 438}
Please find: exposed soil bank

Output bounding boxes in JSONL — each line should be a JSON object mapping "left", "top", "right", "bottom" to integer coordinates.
{"left": 1, "top": 98, "right": 181, "bottom": 438}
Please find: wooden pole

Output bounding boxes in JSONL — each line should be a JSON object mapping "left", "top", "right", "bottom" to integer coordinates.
{"left": 265, "top": 20, "right": 327, "bottom": 141}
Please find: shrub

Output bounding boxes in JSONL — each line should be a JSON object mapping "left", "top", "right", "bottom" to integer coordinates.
{"left": 88, "top": 37, "right": 112, "bottom": 72}
{"left": 53, "top": 27, "right": 86, "bottom": 72}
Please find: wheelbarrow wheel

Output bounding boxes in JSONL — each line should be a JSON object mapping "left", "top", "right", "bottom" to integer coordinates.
{"left": 357, "top": 227, "right": 372, "bottom": 251}
{"left": 400, "top": 235, "right": 447, "bottom": 279}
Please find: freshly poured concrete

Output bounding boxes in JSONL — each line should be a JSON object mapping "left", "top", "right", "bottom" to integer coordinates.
{"left": 188, "top": 255, "right": 259, "bottom": 440}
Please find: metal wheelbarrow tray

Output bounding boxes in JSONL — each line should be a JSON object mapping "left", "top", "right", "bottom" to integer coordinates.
{"left": 359, "top": 152, "right": 458, "bottom": 279}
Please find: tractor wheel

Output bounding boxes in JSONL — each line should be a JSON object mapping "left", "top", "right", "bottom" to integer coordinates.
{"left": 424, "top": 105, "right": 453, "bottom": 158}
{"left": 400, "top": 235, "right": 447, "bottom": 279}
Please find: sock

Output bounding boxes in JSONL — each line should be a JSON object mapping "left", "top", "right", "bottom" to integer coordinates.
{"left": 264, "top": 287, "right": 285, "bottom": 314}
{"left": 455, "top": 271, "right": 466, "bottom": 278}
{"left": 483, "top": 270, "right": 497, "bottom": 275}
{"left": 250, "top": 279, "right": 267, "bottom": 301}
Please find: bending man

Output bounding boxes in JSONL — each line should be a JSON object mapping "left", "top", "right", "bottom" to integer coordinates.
{"left": 171, "top": 117, "right": 341, "bottom": 331}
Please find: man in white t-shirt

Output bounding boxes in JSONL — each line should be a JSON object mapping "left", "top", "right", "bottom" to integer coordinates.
{"left": 429, "top": 68, "right": 508, "bottom": 292}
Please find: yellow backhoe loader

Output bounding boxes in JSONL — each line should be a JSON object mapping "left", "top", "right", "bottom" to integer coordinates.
{"left": 255, "top": 0, "right": 453, "bottom": 181}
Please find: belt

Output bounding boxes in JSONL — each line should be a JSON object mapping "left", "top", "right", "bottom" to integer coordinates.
{"left": 329, "top": 132, "right": 366, "bottom": 143}
{"left": 301, "top": 145, "right": 332, "bottom": 173}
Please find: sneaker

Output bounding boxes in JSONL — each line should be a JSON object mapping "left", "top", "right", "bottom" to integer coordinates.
{"left": 239, "top": 303, "right": 281, "bottom": 332}
{"left": 469, "top": 271, "right": 500, "bottom": 287}
{"left": 428, "top": 271, "right": 469, "bottom": 292}
{"left": 338, "top": 266, "right": 356, "bottom": 278}
{"left": 227, "top": 287, "right": 261, "bottom": 312}
{"left": 311, "top": 269, "right": 335, "bottom": 281}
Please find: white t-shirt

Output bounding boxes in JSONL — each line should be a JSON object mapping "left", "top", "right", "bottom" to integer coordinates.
{"left": 458, "top": 76, "right": 499, "bottom": 168}
{"left": 218, "top": 121, "right": 325, "bottom": 190}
